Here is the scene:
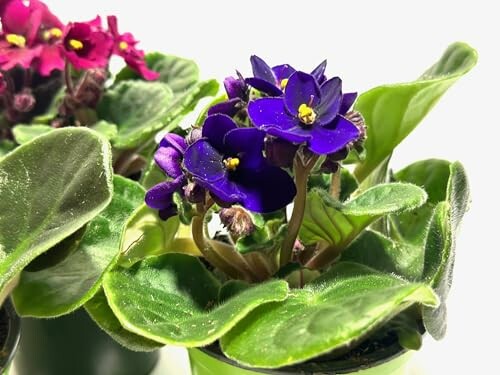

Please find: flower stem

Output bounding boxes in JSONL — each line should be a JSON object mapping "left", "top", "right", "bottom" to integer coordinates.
{"left": 279, "top": 153, "right": 318, "bottom": 267}
{"left": 330, "top": 168, "right": 341, "bottom": 199}
{"left": 64, "top": 60, "right": 74, "bottom": 96}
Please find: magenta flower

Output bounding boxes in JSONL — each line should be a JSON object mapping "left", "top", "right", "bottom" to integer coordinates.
{"left": 107, "top": 16, "right": 158, "bottom": 81}
{"left": 62, "top": 16, "right": 113, "bottom": 70}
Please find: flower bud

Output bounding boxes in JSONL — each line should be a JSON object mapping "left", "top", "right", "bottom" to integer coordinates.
{"left": 346, "top": 110, "right": 366, "bottom": 140}
{"left": 74, "top": 68, "right": 107, "bottom": 108}
{"left": 186, "top": 128, "right": 202, "bottom": 145}
{"left": 224, "top": 73, "right": 247, "bottom": 100}
{"left": 264, "top": 136, "right": 298, "bottom": 168}
{"left": 12, "top": 90, "right": 36, "bottom": 113}
{"left": 183, "top": 182, "right": 205, "bottom": 204}
{"left": 219, "top": 207, "right": 255, "bottom": 237}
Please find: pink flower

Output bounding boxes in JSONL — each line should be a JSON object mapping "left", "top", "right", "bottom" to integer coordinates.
{"left": 107, "top": 16, "right": 159, "bottom": 81}
{"left": 62, "top": 16, "right": 113, "bottom": 70}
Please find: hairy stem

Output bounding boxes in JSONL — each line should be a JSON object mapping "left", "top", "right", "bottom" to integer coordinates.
{"left": 64, "top": 60, "right": 74, "bottom": 96}
{"left": 330, "top": 169, "right": 341, "bottom": 199}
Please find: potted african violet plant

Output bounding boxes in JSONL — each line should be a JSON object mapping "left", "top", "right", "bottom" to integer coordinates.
{"left": 86, "top": 41, "right": 476, "bottom": 375}
{"left": 0, "top": 0, "right": 217, "bottom": 374}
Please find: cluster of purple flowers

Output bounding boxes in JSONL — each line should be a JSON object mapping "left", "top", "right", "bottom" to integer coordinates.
{"left": 0, "top": 0, "right": 157, "bottom": 80}
{"left": 147, "top": 56, "right": 364, "bottom": 217}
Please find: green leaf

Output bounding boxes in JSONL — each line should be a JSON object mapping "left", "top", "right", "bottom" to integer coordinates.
{"left": 140, "top": 159, "right": 164, "bottom": 190}
{"left": 119, "top": 204, "right": 184, "bottom": 267}
{"left": 12, "top": 124, "right": 54, "bottom": 144}
{"left": 220, "top": 262, "right": 438, "bottom": 368}
{"left": 0, "top": 128, "right": 113, "bottom": 301}
{"left": 0, "top": 139, "right": 15, "bottom": 158}
{"left": 115, "top": 53, "right": 200, "bottom": 94}
{"left": 97, "top": 81, "right": 174, "bottom": 150}
{"left": 12, "top": 176, "right": 144, "bottom": 317}
{"left": 103, "top": 253, "right": 289, "bottom": 346}
{"left": 354, "top": 42, "right": 477, "bottom": 181}
{"left": 300, "top": 184, "right": 427, "bottom": 267}
{"left": 90, "top": 120, "right": 118, "bottom": 140}
{"left": 85, "top": 289, "right": 163, "bottom": 352}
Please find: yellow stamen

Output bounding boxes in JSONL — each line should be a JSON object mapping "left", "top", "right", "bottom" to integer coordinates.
{"left": 5, "top": 34, "right": 26, "bottom": 48}
{"left": 280, "top": 78, "right": 289, "bottom": 90}
{"left": 69, "top": 39, "right": 84, "bottom": 50}
{"left": 43, "top": 27, "right": 63, "bottom": 40}
{"left": 223, "top": 157, "right": 240, "bottom": 171}
{"left": 298, "top": 103, "right": 317, "bottom": 125}
{"left": 119, "top": 41, "right": 129, "bottom": 51}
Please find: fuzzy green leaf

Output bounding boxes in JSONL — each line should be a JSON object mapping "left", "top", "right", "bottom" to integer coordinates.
{"left": 90, "top": 120, "right": 118, "bottom": 140}
{"left": 354, "top": 42, "right": 477, "bottom": 181}
{"left": 220, "top": 262, "right": 438, "bottom": 368}
{"left": 0, "top": 128, "right": 113, "bottom": 301}
{"left": 0, "top": 139, "right": 15, "bottom": 158}
{"left": 103, "top": 253, "right": 288, "bottom": 346}
{"left": 12, "top": 177, "right": 144, "bottom": 317}
{"left": 12, "top": 124, "right": 54, "bottom": 144}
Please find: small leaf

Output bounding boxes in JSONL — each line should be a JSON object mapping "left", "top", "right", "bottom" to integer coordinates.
{"left": 354, "top": 42, "right": 477, "bottom": 181}
{"left": 12, "top": 176, "right": 144, "bottom": 317}
{"left": 12, "top": 124, "right": 54, "bottom": 144}
{"left": 0, "top": 128, "right": 113, "bottom": 300}
{"left": 103, "top": 253, "right": 289, "bottom": 346}
{"left": 220, "top": 262, "right": 438, "bottom": 368}
{"left": 85, "top": 289, "right": 163, "bottom": 352}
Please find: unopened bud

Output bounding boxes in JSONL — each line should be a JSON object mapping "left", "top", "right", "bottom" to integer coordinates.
{"left": 264, "top": 136, "right": 298, "bottom": 168}
{"left": 13, "top": 90, "right": 36, "bottom": 113}
{"left": 346, "top": 110, "right": 366, "bottom": 140}
{"left": 183, "top": 182, "right": 205, "bottom": 204}
{"left": 219, "top": 207, "right": 255, "bottom": 237}
{"left": 224, "top": 73, "right": 247, "bottom": 100}
{"left": 186, "top": 128, "right": 202, "bottom": 145}
{"left": 73, "top": 69, "right": 107, "bottom": 108}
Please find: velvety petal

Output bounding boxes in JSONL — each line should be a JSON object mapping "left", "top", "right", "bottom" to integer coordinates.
{"left": 308, "top": 116, "right": 360, "bottom": 155}
{"left": 194, "top": 175, "right": 242, "bottom": 206}
{"left": 154, "top": 147, "right": 183, "bottom": 178}
{"left": 250, "top": 55, "right": 276, "bottom": 84}
{"left": 223, "top": 128, "right": 266, "bottom": 170}
{"left": 124, "top": 51, "right": 159, "bottom": 80}
{"left": 202, "top": 114, "right": 237, "bottom": 152}
{"left": 207, "top": 98, "right": 242, "bottom": 118}
{"left": 159, "top": 133, "right": 187, "bottom": 153}
{"left": 145, "top": 178, "right": 183, "bottom": 210}
{"left": 284, "top": 71, "right": 321, "bottom": 116}
{"left": 30, "top": 0, "right": 63, "bottom": 30}
{"left": 262, "top": 125, "right": 311, "bottom": 144}
{"left": 1, "top": 0, "right": 31, "bottom": 35}
{"left": 272, "top": 64, "right": 296, "bottom": 81}
{"left": 245, "top": 77, "right": 282, "bottom": 97}
{"left": 339, "top": 92, "right": 357, "bottom": 115}
{"left": 224, "top": 76, "right": 246, "bottom": 99}
{"left": 311, "top": 60, "right": 327, "bottom": 83}
{"left": 159, "top": 203, "right": 178, "bottom": 221}
{"left": 0, "top": 43, "right": 42, "bottom": 70}
{"left": 107, "top": 15, "right": 119, "bottom": 37}
{"left": 184, "top": 139, "right": 225, "bottom": 183}
{"left": 36, "top": 44, "right": 64, "bottom": 76}
{"left": 316, "top": 77, "right": 342, "bottom": 125}
{"left": 235, "top": 166, "right": 297, "bottom": 213}
{"left": 248, "top": 97, "right": 297, "bottom": 129}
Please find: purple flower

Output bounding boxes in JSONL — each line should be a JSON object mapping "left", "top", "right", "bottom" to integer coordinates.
{"left": 245, "top": 55, "right": 327, "bottom": 97}
{"left": 145, "top": 133, "right": 187, "bottom": 220}
{"left": 207, "top": 74, "right": 247, "bottom": 118}
{"left": 183, "top": 114, "right": 296, "bottom": 213}
{"left": 248, "top": 71, "right": 360, "bottom": 155}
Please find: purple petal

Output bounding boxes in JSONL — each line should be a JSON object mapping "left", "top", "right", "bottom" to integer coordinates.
{"left": 316, "top": 77, "right": 342, "bottom": 125}
{"left": 308, "top": 116, "right": 360, "bottom": 155}
{"left": 339, "top": 92, "right": 357, "bottom": 115}
{"left": 154, "top": 147, "right": 183, "bottom": 178}
{"left": 248, "top": 98, "right": 297, "bottom": 129}
{"left": 207, "top": 98, "right": 243, "bottom": 118}
{"left": 272, "top": 64, "right": 296, "bottom": 81}
{"left": 236, "top": 167, "right": 297, "bottom": 213}
{"left": 284, "top": 72, "right": 321, "bottom": 116}
{"left": 145, "top": 178, "right": 183, "bottom": 210}
{"left": 250, "top": 55, "right": 276, "bottom": 84}
{"left": 202, "top": 114, "right": 237, "bottom": 152}
{"left": 194, "top": 176, "right": 242, "bottom": 206}
{"left": 262, "top": 125, "right": 311, "bottom": 144}
{"left": 159, "top": 204, "right": 178, "bottom": 220}
{"left": 245, "top": 77, "right": 283, "bottom": 97}
{"left": 184, "top": 139, "right": 225, "bottom": 183}
{"left": 310, "top": 60, "right": 327, "bottom": 83}
{"left": 159, "top": 133, "right": 187, "bottom": 153}
{"left": 224, "top": 76, "right": 246, "bottom": 99}
{"left": 224, "top": 128, "right": 266, "bottom": 170}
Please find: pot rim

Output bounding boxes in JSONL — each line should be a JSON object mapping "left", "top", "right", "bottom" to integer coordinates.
{"left": 197, "top": 340, "right": 408, "bottom": 375}
{"left": 1, "top": 298, "right": 21, "bottom": 370}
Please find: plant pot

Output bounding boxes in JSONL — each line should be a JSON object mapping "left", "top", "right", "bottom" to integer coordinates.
{"left": 188, "top": 341, "right": 413, "bottom": 375}
{"left": 0, "top": 299, "right": 20, "bottom": 374}
{"left": 13, "top": 308, "right": 159, "bottom": 375}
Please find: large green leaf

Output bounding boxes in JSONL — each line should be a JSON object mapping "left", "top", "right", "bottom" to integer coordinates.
{"left": 12, "top": 124, "right": 54, "bottom": 144}
{"left": 300, "top": 183, "right": 427, "bottom": 267}
{"left": 0, "top": 128, "right": 113, "bottom": 301}
{"left": 12, "top": 176, "right": 144, "bottom": 317}
{"left": 354, "top": 42, "right": 477, "bottom": 181}
{"left": 103, "top": 253, "right": 288, "bottom": 346}
{"left": 115, "top": 53, "right": 200, "bottom": 94}
{"left": 0, "top": 139, "right": 15, "bottom": 158}
{"left": 220, "top": 262, "right": 438, "bottom": 368}
{"left": 85, "top": 289, "right": 163, "bottom": 352}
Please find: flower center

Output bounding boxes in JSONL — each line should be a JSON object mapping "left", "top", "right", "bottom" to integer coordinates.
{"left": 5, "top": 34, "right": 26, "bottom": 48}
{"left": 119, "top": 41, "right": 129, "bottom": 51}
{"left": 280, "top": 78, "right": 289, "bottom": 90}
{"left": 43, "top": 27, "right": 62, "bottom": 41}
{"left": 68, "top": 39, "right": 84, "bottom": 50}
{"left": 298, "top": 103, "right": 316, "bottom": 125}
{"left": 223, "top": 157, "right": 240, "bottom": 171}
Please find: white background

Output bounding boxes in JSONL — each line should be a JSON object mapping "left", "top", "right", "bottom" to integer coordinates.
{"left": 44, "top": 1, "right": 500, "bottom": 373}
